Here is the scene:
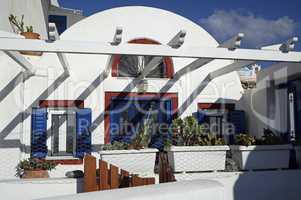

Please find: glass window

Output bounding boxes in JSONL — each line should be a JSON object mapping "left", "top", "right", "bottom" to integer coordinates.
{"left": 50, "top": 112, "right": 76, "bottom": 156}
{"left": 117, "top": 55, "right": 166, "bottom": 78}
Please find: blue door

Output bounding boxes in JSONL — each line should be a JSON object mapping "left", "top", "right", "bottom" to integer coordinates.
{"left": 109, "top": 97, "right": 173, "bottom": 149}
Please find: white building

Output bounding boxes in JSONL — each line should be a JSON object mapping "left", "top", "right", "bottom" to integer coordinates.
{"left": 0, "top": 4, "right": 246, "bottom": 179}
{"left": 1, "top": 2, "right": 301, "bottom": 200}
{"left": 242, "top": 62, "right": 301, "bottom": 139}
{"left": 0, "top": 0, "right": 84, "bottom": 179}
{"left": 0, "top": 1, "right": 300, "bottom": 185}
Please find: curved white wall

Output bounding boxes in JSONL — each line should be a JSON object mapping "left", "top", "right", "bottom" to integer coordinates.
{"left": 22, "top": 6, "right": 243, "bottom": 150}
{"left": 0, "top": 6, "right": 243, "bottom": 179}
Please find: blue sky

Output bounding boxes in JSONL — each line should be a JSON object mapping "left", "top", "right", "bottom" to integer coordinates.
{"left": 59, "top": 0, "right": 301, "bottom": 50}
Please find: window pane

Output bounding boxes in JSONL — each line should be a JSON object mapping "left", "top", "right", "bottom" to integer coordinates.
{"left": 117, "top": 55, "right": 165, "bottom": 78}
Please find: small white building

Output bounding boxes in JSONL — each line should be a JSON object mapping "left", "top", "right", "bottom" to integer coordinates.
{"left": 0, "top": 1, "right": 300, "bottom": 182}
{"left": 242, "top": 62, "right": 301, "bottom": 139}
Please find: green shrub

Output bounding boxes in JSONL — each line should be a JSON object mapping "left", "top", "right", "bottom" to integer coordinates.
{"left": 235, "top": 134, "right": 256, "bottom": 146}
{"left": 199, "top": 134, "right": 225, "bottom": 146}
{"left": 102, "top": 141, "right": 130, "bottom": 150}
{"left": 169, "top": 116, "right": 225, "bottom": 147}
{"left": 235, "top": 131, "right": 287, "bottom": 146}
{"left": 102, "top": 113, "right": 154, "bottom": 150}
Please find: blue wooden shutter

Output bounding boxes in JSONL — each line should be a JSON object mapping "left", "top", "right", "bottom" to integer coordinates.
{"left": 31, "top": 108, "right": 47, "bottom": 158}
{"left": 227, "top": 110, "right": 246, "bottom": 134}
{"left": 76, "top": 108, "right": 92, "bottom": 158}
{"left": 109, "top": 108, "right": 121, "bottom": 143}
{"left": 197, "top": 110, "right": 206, "bottom": 124}
{"left": 150, "top": 99, "right": 172, "bottom": 150}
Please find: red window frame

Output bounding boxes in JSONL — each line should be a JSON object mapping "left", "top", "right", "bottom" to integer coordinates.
{"left": 39, "top": 100, "right": 84, "bottom": 164}
{"left": 111, "top": 38, "right": 174, "bottom": 78}
{"left": 39, "top": 100, "right": 84, "bottom": 108}
{"left": 198, "top": 103, "right": 235, "bottom": 111}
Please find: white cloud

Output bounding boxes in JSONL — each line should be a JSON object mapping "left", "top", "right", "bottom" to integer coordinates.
{"left": 200, "top": 10, "right": 297, "bottom": 47}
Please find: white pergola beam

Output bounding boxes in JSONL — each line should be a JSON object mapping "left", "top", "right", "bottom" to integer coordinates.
{"left": 220, "top": 33, "right": 244, "bottom": 50}
{"left": 207, "top": 41, "right": 291, "bottom": 80}
{"left": 171, "top": 33, "right": 246, "bottom": 75}
{"left": 4, "top": 51, "right": 36, "bottom": 75}
{"left": 48, "top": 23, "right": 70, "bottom": 75}
{"left": 111, "top": 26, "right": 123, "bottom": 45}
{"left": 0, "top": 38, "right": 301, "bottom": 62}
{"left": 139, "top": 30, "right": 187, "bottom": 78}
{"left": 167, "top": 30, "right": 186, "bottom": 48}
{"left": 261, "top": 37, "right": 299, "bottom": 52}
{"left": 57, "top": 53, "right": 70, "bottom": 75}
{"left": 139, "top": 56, "right": 162, "bottom": 78}
{"left": 209, "top": 60, "right": 254, "bottom": 80}
{"left": 280, "top": 37, "right": 298, "bottom": 52}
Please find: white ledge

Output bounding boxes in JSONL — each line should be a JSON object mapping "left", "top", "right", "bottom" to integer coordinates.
{"left": 169, "top": 145, "right": 230, "bottom": 152}
{"left": 230, "top": 144, "right": 293, "bottom": 151}
{"left": 99, "top": 148, "right": 158, "bottom": 155}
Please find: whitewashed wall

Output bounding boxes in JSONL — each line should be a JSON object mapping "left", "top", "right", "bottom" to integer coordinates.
{"left": 0, "top": 6, "right": 243, "bottom": 179}
{"left": 0, "top": 0, "right": 50, "bottom": 39}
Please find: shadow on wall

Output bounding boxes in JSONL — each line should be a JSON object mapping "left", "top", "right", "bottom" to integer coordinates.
{"left": 0, "top": 72, "right": 69, "bottom": 148}
{"left": 0, "top": 72, "right": 32, "bottom": 103}
{"left": 231, "top": 143, "right": 301, "bottom": 200}
{"left": 233, "top": 167, "right": 300, "bottom": 200}
{"left": 89, "top": 60, "right": 218, "bottom": 139}
{"left": 0, "top": 57, "right": 241, "bottom": 152}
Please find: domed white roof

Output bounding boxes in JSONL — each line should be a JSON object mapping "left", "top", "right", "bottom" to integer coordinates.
{"left": 61, "top": 6, "right": 218, "bottom": 47}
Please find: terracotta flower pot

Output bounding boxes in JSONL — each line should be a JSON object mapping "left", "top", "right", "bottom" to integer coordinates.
{"left": 21, "top": 170, "right": 49, "bottom": 179}
{"left": 20, "top": 32, "right": 43, "bottom": 56}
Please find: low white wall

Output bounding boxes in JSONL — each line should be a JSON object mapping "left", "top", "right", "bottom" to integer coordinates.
{"left": 1, "top": 170, "right": 300, "bottom": 200}
{"left": 0, "top": 148, "right": 20, "bottom": 179}
{"left": 39, "top": 179, "right": 224, "bottom": 200}
{"left": 175, "top": 170, "right": 301, "bottom": 200}
{"left": 0, "top": 178, "right": 83, "bottom": 200}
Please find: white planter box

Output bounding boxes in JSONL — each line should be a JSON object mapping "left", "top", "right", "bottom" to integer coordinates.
{"left": 295, "top": 146, "right": 301, "bottom": 168}
{"left": 167, "top": 146, "right": 229, "bottom": 172}
{"left": 230, "top": 145, "right": 292, "bottom": 170}
{"left": 98, "top": 148, "right": 158, "bottom": 175}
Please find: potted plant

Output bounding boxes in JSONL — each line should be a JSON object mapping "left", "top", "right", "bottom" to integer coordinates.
{"left": 99, "top": 120, "right": 158, "bottom": 175}
{"left": 16, "top": 158, "right": 57, "bottom": 179}
{"left": 230, "top": 130, "right": 292, "bottom": 170}
{"left": 8, "top": 14, "right": 42, "bottom": 56}
{"left": 166, "top": 116, "right": 229, "bottom": 172}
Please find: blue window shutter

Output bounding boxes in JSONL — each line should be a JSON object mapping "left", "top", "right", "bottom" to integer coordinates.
{"left": 197, "top": 110, "right": 206, "bottom": 124}
{"left": 165, "top": 99, "right": 173, "bottom": 124}
{"left": 227, "top": 110, "right": 246, "bottom": 134}
{"left": 76, "top": 108, "right": 92, "bottom": 158}
{"left": 109, "top": 108, "right": 120, "bottom": 143}
{"left": 150, "top": 99, "right": 172, "bottom": 150}
{"left": 31, "top": 108, "right": 47, "bottom": 158}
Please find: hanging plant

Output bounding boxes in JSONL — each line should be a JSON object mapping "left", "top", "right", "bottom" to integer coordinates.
{"left": 9, "top": 14, "right": 42, "bottom": 56}
{"left": 8, "top": 14, "right": 34, "bottom": 34}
